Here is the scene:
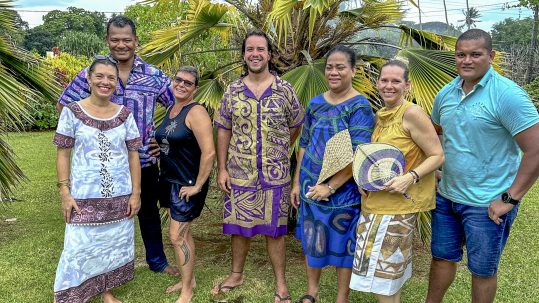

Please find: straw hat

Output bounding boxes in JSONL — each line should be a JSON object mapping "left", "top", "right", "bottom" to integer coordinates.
{"left": 317, "top": 129, "right": 354, "bottom": 184}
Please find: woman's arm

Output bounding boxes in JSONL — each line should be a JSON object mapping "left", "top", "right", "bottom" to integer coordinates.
{"left": 181, "top": 105, "right": 216, "bottom": 201}
{"left": 291, "top": 147, "right": 305, "bottom": 209}
{"left": 384, "top": 105, "right": 444, "bottom": 194}
{"left": 127, "top": 149, "right": 141, "bottom": 218}
{"left": 57, "top": 147, "right": 79, "bottom": 223}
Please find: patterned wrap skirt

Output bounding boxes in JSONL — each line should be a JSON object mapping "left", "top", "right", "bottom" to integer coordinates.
{"left": 350, "top": 212, "right": 417, "bottom": 296}
{"left": 223, "top": 185, "right": 290, "bottom": 238}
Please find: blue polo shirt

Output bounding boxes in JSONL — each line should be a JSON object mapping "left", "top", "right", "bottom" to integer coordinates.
{"left": 432, "top": 66, "right": 539, "bottom": 207}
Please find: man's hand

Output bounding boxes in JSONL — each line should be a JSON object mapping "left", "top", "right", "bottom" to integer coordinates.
{"left": 217, "top": 169, "right": 231, "bottom": 194}
{"left": 148, "top": 138, "right": 160, "bottom": 157}
{"left": 488, "top": 200, "right": 514, "bottom": 225}
{"left": 127, "top": 193, "right": 141, "bottom": 219}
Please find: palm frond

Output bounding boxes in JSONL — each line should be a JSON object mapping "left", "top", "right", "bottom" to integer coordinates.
{"left": 281, "top": 58, "right": 328, "bottom": 108}
{"left": 0, "top": 136, "right": 27, "bottom": 202}
{"left": 397, "top": 48, "right": 457, "bottom": 114}
{"left": 195, "top": 78, "right": 227, "bottom": 112}
{"left": 341, "top": 0, "right": 404, "bottom": 28}
{"left": 266, "top": 0, "right": 298, "bottom": 45}
{"left": 140, "top": 0, "right": 231, "bottom": 66}
{"left": 399, "top": 24, "right": 457, "bottom": 51}
{"left": 416, "top": 211, "right": 431, "bottom": 245}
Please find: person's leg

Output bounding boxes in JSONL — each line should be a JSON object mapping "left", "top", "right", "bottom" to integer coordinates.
{"left": 462, "top": 204, "right": 519, "bottom": 303}
{"left": 266, "top": 235, "right": 290, "bottom": 302}
{"left": 210, "top": 234, "right": 250, "bottom": 295}
{"left": 298, "top": 260, "right": 321, "bottom": 302}
{"left": 139, "top": 165, "right": 175, "bottom": 274}
{"left": 335, "top": 267, "right": 352, "bottom": 303}
{"left": 102, "top": 291, "right": 121, "bottom": 303}
{"left": 426, "top": 194, "right": 465, "bottom": 303}
{"left": 471, "top": 275, "right": 497, "bottom": 303}
{"left": 375, "top": 290, "right": 401, "bottom": 303}
{"left": 426, "top": 259, "right": 457, "bottom": 303}
{"left": 167, "top": 219, "right": 197, "bottom": 301}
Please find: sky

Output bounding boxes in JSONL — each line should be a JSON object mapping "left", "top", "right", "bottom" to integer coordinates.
{"left": 12, "top": 0, "right": 535, "bottom": 32}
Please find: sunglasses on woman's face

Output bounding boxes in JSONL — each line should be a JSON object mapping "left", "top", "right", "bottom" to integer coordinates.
{"left": 94, "top": 54, "right": 118, "bottom": 64}
{"left": 173, "top": 76, "right": 195, "bottom": 88}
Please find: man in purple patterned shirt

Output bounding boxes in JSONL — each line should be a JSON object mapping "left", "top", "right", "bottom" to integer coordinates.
{"left": 57, "top": 15, "right": 178, "bottom": 276}
{"left": 212, "top": 30, "right": 305, "bottom": 303}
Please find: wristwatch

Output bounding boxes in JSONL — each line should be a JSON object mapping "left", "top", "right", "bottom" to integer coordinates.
{"left": 501, "top": 191, "right": 520, "bottom": 205}
{"left": 327, "top": 184, "right": 336, "bottom": 195}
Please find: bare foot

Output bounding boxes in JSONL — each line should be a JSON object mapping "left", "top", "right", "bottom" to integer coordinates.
{"left": 102, "top": 291, "right": 122, "bottom": 303}
{"left": 175, "top": 292, "right": 193, "bottom": 303}
{"left": 210, "top": 272, "right": 243, "bottom": 295}
{"left": 163, "top": 265, "right": 180, "bottom": 277}
{"left": 165, "top": 279, "right": 197, "bottom": 294}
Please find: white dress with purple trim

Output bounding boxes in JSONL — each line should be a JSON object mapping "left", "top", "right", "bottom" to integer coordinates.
{"left": 52, "top": 102, "right": 142, "bottom": 303}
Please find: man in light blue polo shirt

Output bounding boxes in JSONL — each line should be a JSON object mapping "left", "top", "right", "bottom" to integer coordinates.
{"left": 426, "top": 29, "right": 539, "bottom": 303}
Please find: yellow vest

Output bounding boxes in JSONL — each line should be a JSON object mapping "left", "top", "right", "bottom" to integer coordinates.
{"left": 362, "top": 101, "right": 436, "bottom": 214}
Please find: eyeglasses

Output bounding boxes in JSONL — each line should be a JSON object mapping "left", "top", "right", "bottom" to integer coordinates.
{"left": 173, "top": 76, "right": 195, "bottom": 88}
{"left": 94, "top": 54, "right": 118, "bottom": 64}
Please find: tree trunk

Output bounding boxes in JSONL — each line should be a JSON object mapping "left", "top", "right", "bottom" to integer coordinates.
{"left": 526, "top": 5, "right": 539, "bottom": 84}
{"left": 418, "top": 0, "right": 422, "bottom": 30}
{"left": 466, "top": 0, "right": 470, "bottom": 30}
{"left": 443, "top": 0, "right": 449, "bottom": 25}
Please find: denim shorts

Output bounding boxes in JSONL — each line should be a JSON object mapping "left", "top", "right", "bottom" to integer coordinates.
{"left": 431, "top": 193, "right": 519, "bottom": 277}
{"left": 159, "top": 180, "right": 209, "bottom": 222}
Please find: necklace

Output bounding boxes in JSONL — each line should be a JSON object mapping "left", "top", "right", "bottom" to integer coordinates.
{"left": 327, "top": 86, "right": 353, "bottom": 104}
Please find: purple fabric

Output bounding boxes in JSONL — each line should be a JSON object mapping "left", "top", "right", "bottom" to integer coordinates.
{"left": 58, "top": 55, "right": 174, "bottom": 167}
{"left": 214, "top": 75, "right": 305, "bottom": 190}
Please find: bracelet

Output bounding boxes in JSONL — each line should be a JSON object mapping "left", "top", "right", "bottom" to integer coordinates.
{"left": 57, "top": 179, "right": 70, "bottom": 189}
{"left": 409, "top": 170, "right": 420, "bottom": 183}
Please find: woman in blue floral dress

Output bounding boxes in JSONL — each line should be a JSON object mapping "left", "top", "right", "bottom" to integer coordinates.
{"left": 291, "top": 45, "right": 375, "bottom": 303}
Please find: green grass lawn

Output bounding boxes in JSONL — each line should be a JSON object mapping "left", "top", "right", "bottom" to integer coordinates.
{"left": 1, "top": 131, "right": 538, "bottom": 303}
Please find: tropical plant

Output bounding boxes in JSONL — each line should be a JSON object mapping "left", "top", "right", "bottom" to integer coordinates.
{"left": 137, "top": 0, "right": 503, "bottom": 242}
{"left": 0, "top": 0, "right": 62, "bottom": 203}
{"left": 459, "top": 6, "right": 481, "bottom": 30}
{"left": 57, "top": 31, "right": 107, "bottom": 57}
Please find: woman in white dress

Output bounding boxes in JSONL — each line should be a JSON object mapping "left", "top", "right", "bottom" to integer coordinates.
{"left": 53, "top": 56, "right": 141, "bottom": 303}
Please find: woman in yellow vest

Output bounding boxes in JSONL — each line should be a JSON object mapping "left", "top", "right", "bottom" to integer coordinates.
{"left": 349, "top": 60, "right": 444, "bottom": 303}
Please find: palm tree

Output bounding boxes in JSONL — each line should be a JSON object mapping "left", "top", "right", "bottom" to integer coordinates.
{"left": 138, "top": 0, "right": 497, "bottom": 242}
{"left": 141, "top": 0, "right": 458, "bottom": 113}
{"left": 0, "top": 0, "right": 61, "bottom": 203}
{"left": 461, "top": 6, "right": 481, "bottom": 30}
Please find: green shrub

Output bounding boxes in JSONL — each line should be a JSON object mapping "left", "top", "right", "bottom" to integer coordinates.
{"left": 22, "top": 53, "right": 92, "bottom": 130}
{"left": 524, "top": 77, "right": 539, "bottom": 112}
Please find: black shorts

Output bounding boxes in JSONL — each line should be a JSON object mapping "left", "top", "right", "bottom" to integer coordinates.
{"left": 159, "top": 180, "right": 209, "bottom": 222}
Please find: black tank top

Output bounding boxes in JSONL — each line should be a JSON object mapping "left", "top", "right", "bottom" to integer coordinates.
{"left": 156, "top": 102, "right": 201, "bottom": 185}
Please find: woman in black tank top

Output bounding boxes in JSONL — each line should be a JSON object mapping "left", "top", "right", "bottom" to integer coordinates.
{"left": 155, "top": 66, "right": 215, "bottom": 302}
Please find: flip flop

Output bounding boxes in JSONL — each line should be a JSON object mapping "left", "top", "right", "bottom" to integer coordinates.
{"left": 295, "top": 294, "right": 316, "bottom": 303}
{"left": 275, "top": 293, "right": 292, "bottom": 303}
{"left": 213, "top": 282, "right": 241, "bottom": 295}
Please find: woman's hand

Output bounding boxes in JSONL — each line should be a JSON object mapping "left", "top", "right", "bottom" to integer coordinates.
{"left": 291, "top": 182, "right": 301, "bottom": 209}
{"left": 61, "top": 191, "right": 80, "bottom": 223}
{"left": 358, "top": 187, "right": 369, "bottom": 197}
{"left": 127, "top": 193, "right": 141, "bottom": 219}
{"left": 383, "top": 173, "right": 415, "bottom": 194}
{"left": 306, "top": 184, "right": 331, "bottom": 202}
{"left": 179, "top": 185, "right": 201, "bottom": 202}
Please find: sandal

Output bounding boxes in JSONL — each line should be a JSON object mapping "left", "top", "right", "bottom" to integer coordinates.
{"left": 275, "top": 293, "right": 292, "bottom": 302}
{"left": 296, "top": 294, "right": 316, "bottom": 303}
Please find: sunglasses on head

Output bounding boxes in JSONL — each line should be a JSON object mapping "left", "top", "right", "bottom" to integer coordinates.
{"left": 94, "top": 54, "right": 118, "bottom": 64}
{"left": 173, "top": 76, "right": 195, "bottom": 88}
